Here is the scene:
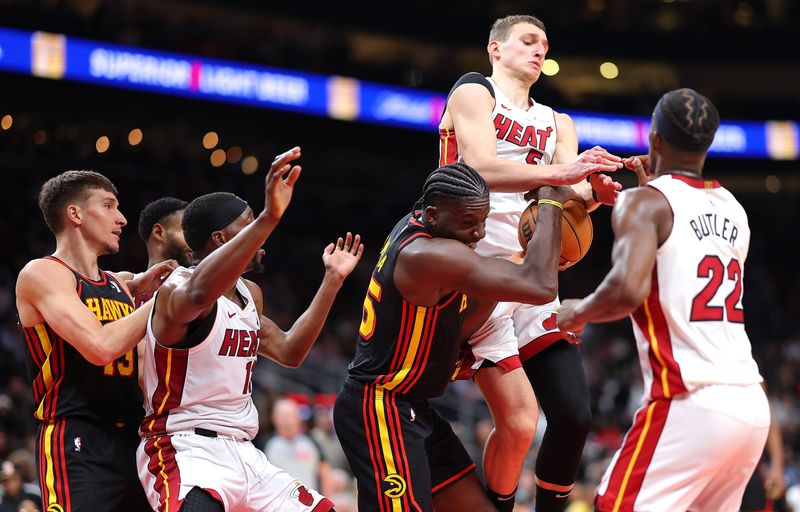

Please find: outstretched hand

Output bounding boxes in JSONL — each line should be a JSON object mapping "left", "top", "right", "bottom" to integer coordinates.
{"left": 323, "top": 232, "right": 365, "bottom": 280}
{"left": 562, "top": 146, "right": 623, "bottom": 184}
{"left": 264, "top": 146, "right": 302, "bottom": 221}
{"left": 589, "top": 173, "right": 623, "bottom": 206}
{"left": 126, "top": 259, "right": 178, "bottom": 299}
{"left": 623, "top": 155, "right": 652, "bottom": 186}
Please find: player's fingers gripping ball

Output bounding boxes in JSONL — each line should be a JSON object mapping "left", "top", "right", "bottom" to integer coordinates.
{"left": 518, "top": 199, "right": 593, "bottom": 270}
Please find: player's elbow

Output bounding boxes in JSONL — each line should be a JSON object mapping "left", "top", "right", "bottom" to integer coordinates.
{"left": 82, "top": 339, "right": 119, "bottom": 366}
{"left": 611, "top": 277, "right": 649, "bottom": 312}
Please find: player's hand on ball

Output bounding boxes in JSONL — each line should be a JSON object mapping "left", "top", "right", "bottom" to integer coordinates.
{"left": 264, "top": 146, "right": 302, "bottom": 220}
{"left": 525, "top": 185, "right": 581, "bottom": 205}
{"left": 557, "top": 299, "right": 585, "bottom": 333}
{"left": 323, "top": 232, "right": 365, "bottom": 281}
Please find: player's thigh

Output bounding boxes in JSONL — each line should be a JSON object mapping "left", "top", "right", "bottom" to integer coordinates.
{"left": 474, "top": 365, "right": 537, "bottom": 429}
{"left": 426, "top": 404, "right": 478, "bottom": 495}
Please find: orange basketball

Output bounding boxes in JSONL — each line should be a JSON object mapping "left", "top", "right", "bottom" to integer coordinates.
{"left": 518, "top": 199, "right": 593, "bottom": 270}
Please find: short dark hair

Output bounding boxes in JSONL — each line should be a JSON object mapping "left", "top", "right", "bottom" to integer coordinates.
{"left": 653, "top": 88, "right": 720, "bottom": 153}
{"left": 137, "top": 197, "right": 188, "bottom": 242}
{"left": 182, "top": 192, "right": 248, "bottom": 253}
{"left": 421, "top": 162, "right": 489, "bottom": 207}
{"left": 489, "top": 15, "right": 546, "bottom": 43}
{"left": 37, "top": 170, "right": 118, "bottom": 235}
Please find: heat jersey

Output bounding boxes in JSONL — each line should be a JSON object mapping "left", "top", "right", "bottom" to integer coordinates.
{"left": 439, "top": 73, "right": 558, "bottom": 257}
{"left": 347, "top": 213, "right": 468, "bottom": 400}
{"left": 20, "top": 256, "right": 142, "bottom": 426}
{"left": 140, "top": 268, "right": 261, "bottom": 440}
{"left": 633, "top": 174, "right": 762, "bottom": 402}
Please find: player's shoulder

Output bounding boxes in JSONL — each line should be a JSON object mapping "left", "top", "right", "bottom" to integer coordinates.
{"left": 159, "top": 265, "right": 194, "bottom": 291}
{"left": 17, "top": 257, "right": 75, "bottom": 287}
{"left": 400, "top": 236, "right": 472, "bottom": 269}
{"left": 448, "top": 72, "right": 495, "bottom": 100}
{"left": 241, "top": 278, "right": 263, "bottom": 300}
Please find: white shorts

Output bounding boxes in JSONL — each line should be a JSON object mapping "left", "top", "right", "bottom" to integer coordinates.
{"left": 596, "top": 383, "right": 770, "bottom": 512}
{"left": 453, "top": 298, "right": 563, "bottom": 380}
{"left": 137, "top": 431, "right": 334, "bottom": 512}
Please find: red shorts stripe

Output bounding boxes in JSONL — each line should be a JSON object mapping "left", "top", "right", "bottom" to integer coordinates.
{"left": 596, "top": 400, "right": 671, "bottom": 512}
{"left": 144, "top": 435, "right": 182, "bottom": 512}
{"left": 363, "top": 384, "right": 389, "bottom": 512}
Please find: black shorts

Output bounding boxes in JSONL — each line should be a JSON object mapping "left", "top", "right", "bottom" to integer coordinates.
{"left": 333, "top": 380, "right": 475, "bottom": 512}
{"left": 36, "top": 417, "right": 150, "bottom": 511}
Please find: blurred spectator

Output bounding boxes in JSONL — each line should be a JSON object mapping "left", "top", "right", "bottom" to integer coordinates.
{"left": 0, "top": 460, "right": 39, "bottom": 512}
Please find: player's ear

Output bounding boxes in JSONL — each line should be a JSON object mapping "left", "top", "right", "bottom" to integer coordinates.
{"left": 211, "top": 230, "right": 226, "bottom": 247}
{"left": 424, "top": 205, "right": 439, "bottom": 228}
{"left": 66, "top": 204, "right": 82, "bottom": 225}
{"left": 151, "top": 223, "right": 166, "bottom": 242}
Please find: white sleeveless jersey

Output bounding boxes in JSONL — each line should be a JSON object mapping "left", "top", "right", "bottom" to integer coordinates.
{"left": 632, "top": 174, "right": 762, "bottom": 402}
{"left": 140, "top": 267, "right": 261, "bottom": 440}
{"left": 477, "top": 77, "right": 558, "bottom": 258}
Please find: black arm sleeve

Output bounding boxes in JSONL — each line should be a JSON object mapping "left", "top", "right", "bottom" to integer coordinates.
{"left": 446, "top": 72, "right": 494, "bottom": 102}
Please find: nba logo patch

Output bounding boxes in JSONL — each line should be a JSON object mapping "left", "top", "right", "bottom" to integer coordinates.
{"left": 73, "top": 437, "right": 82, "bottom": 452}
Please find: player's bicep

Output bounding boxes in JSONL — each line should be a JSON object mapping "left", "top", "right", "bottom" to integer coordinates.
{"left": 257, "top": 315, "right": 288, "bottom": 361}
{"left": 448, "top": 85, "right": 498, "bottom": 165}
{"left": 552, "top": 112, "right": 578, "bottom": 164}
{"left": 18, "top": 266, "right": 103, "bottom": 352}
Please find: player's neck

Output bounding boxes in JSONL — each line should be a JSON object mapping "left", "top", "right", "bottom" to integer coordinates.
{"left": 490, "top": 72, "right": 534, "bottom": 110}
{"left": 52, "top": 239, "right": 101, "bottom": 280}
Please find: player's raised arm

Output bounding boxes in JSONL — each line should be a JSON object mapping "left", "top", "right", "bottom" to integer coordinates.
{"left": 255, "top": 233, "right": 364, "bottom": 367}
{"left": 16, "top": 259, "right": 154, "bottom": 366}
{"left": 156, "top": 147, "right": 301, "bottom": 331}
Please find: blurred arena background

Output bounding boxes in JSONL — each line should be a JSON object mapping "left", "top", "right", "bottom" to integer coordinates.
{"left": 1, "top": 1, "right": 799, "bottom": 510}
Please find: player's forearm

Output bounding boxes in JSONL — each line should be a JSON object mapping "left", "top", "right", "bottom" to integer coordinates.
{"left": 86, "top": 300, "right": 153, "bottom": 365}
{"left": 276, "top": 272, "right": 344, "bottom": 367}
{"left": 766, "top": 419, "right": 785, "bottom": 470}
{"left": 470, "top": 157, "right": 572, "bottom": 192}
{"left": 518, "top": 202, "right": 561, "bottom": 302}
{"left": 187, "top": 213, "right": 279, "bottom": 307}
{"left": 571, "top": 271, "right": 644, "bottom": 325}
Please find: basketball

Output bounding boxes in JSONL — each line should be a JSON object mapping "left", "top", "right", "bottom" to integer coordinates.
{"left": 518, "top": 199, "right": 593, "bottom": 270}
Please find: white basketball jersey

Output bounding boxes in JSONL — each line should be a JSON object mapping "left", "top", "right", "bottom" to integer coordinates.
{"left": 140, "top": 267, "right": 261, "bottom": 440}
{"left": 632, "top": 174, "right": 762, "bottom": 402}
{"left": 477, "top": 77, "right": 558, "bottom": 258}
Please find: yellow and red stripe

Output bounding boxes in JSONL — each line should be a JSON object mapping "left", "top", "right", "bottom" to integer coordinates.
{"left": 439, "top": 128, "right": 459, "bottom": 166}
{"left": 596, "top": 400, "right": 671, "bottom": 512}
{"left": 37, "top": 418, "right": 71, "bottom": 511}
{"left": 631, "top": 267, "right": 688, "bottom": 400}
{"left": 143, "top": 435, "right": 182, "bottom": 511}
{"left": 142, "top": 345, "right": 189, "bottom": 435}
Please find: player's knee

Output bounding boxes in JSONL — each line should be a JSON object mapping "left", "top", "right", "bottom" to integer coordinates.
{"left": 495, "top": 407, "right": 537, "bottom": 444}
{"left": 180, "top": 487, "right": 224, "bottom": 512}
{"left": 548, "top": 400, "right": 592, "bottom": 438}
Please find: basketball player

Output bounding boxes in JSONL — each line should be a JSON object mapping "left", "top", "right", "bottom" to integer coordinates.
{"left": 15, "top": 170, "right": 175, "bottom": 511}
{"left": 137, "top": 146, "right": 361, "bottom": 511}
{"left": 438, "top": 14, "right": 623, "bottom": 511}
{"left": 333, "top": 162, "right": 577, "bottom": 512}
{"left": 557, "top": 89, "right": 770, "bottom": 511}
{"left": 138, "top": 196, "right": 193, "bottom": 269}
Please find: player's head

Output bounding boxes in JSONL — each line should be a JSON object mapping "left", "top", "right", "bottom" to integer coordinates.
{"left": 649, "top": 88, "right": 720, "bottom": 175}
{"left": 420, "top": 162, "right": 490, "bottom": 249}
{"left": 488, "top": 15, "right": 548, "bottom": 83}
{"left": 182, "top": 192, "right": 263, "bottom": 272}
{"left": 138, "top": 197, "right": 192, "bottom": 267}
{"left": 37, "top": 170, "right": 126, "bottom": 254}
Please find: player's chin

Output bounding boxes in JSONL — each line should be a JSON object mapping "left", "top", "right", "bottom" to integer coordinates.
{"left": 104, "top": 242, "right": 120, "bottom": 255}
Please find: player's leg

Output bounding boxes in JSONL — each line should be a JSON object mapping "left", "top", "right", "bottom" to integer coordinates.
{"left": 333, "top": 381, "right": 435, "bottom": 511}
{"left": 180, "top": 487, "right": 225, "bottom": 512}
{"left": 474, "top": 365, "right": 538, "bottom": 511}
{"left": 465, "top": 302, "right": 534, "bottom": 511}
{"left": 426, "top": 402, "right": 494, "bottom": 512}
{"left": 523, "top": 340, "right": 592, "bottom": 512}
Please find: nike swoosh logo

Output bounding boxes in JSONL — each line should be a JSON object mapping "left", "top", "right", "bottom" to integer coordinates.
{"left": 227, "top": 312, "right": 236, "bottom": 318}
{"left": 555, "top": 492, "right": 572, "bottom": 498}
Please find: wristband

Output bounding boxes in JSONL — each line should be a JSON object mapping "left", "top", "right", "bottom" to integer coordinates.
{"left": 538, "top": 199, "right": 563, "bottom": 210}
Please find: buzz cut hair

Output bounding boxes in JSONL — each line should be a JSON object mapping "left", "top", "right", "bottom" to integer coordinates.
{"left": 137, "top": 197, "right": 188, "bottom": 242}
{"left": 37, "top": 170, "right": 118, "bottom": 235}
{"left": 489, "top": 15, "right": 546, "bottom": 44}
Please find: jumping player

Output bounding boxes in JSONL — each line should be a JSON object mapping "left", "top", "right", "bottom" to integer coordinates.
{"left": 136, "top": 147, "right": 361, "bottom": 511}
{"left": 439, "top": 14, "right": 623, "bottom": 511}
{"left": 333, "top": 162, "right": 577, "bottom": 512}
{"left": 15, "top": 170, "right": 174, "bottom": 511}
{"left": 558, "top": 89, "right": 770, "bottom": 511}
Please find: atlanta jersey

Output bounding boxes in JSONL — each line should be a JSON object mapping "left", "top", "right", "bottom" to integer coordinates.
{"left": 346, "top": 213, "right": 468, "bottom": 400}
{"left": 632, "top": 174, "right": 762, "bottom": 402}
{"left": 139, "top": 268, "right": 260, "bottom": 440}
{"left": 21, "top": 256, "right": 142, "bottom": 426}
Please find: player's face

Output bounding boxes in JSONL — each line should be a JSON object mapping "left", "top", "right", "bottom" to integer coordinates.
{"left": 163, "top": 211, "right": 193, "bottom": 267}
{"left": 223, "top": 206, "right": 265, "bottom": 274}
{"left": 78, "top": 188, "right": 127, "bottom": 255}
{"left": 497, "top": 23, "right": 549, "bottom": 83}
{"left": 429, "top": 196, "right": 489, "bottom": 249}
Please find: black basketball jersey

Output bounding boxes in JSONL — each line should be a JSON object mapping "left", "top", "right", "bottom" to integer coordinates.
{"left": 347, "top": 212, "right": 468, "bottom": 400}
{"left": 21, "top": 256, "right": 144, "bottom": 426}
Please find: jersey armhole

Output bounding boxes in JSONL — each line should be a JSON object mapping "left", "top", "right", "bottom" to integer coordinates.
{"left": 446, "top": 72, "right": 495, "bottom": 103}
{"left": 645, "top": 183, "right": 675, "bottom": 249}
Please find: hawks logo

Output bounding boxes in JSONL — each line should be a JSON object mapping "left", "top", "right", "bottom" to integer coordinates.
{"left": 290, "top": 481, "right": 314, "bottom": 506}
{"left": 383, "top": 473, "right": 407, "bottom": 498}
{"left": 47, "top": 505, "right": 65, "bottom": 512}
